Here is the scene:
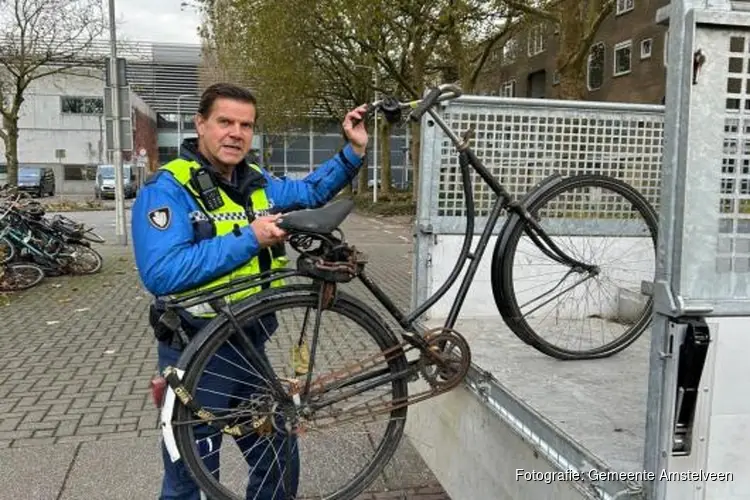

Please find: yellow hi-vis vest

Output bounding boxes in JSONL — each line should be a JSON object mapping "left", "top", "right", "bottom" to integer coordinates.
{"left": 160, "top": 158, "right": 288, "bottom": 318}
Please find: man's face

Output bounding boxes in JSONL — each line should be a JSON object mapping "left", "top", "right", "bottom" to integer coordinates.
{"left": 195, "top": 97, "right": 255, "bottom": 169}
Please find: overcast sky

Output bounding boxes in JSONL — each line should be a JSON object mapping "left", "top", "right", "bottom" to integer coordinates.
{"left": 114, "top": 0, "right": 202, "bottom": 45}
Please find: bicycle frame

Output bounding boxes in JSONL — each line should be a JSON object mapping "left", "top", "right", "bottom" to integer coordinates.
{"left": 356, "top": 87, "right": 597, "bottom": 336}
{"left": 0, "top": 216, "right": 69, "bottom": 264}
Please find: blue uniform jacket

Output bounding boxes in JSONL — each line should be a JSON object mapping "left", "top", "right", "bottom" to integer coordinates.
{"left": 131, "top": 140, "right": 363, "bottom": 297}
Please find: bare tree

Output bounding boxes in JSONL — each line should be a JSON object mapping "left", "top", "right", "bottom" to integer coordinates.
{"left": 0, "top": 0, "right": 106, "bottom": 186}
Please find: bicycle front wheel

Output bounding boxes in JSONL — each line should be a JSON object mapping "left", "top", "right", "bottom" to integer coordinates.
{"left": 172, "top": 286, "right": 410, "bottom": 500}
{"left": 0, "top": 263, "right": 45, "bottom": 291}
{"left": 492, "top": 174, "right": 658, "bottom": 360}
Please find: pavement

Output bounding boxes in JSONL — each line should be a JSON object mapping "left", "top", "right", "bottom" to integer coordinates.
{"left": 0, "top": 210, "right": 451, "bottom": 500}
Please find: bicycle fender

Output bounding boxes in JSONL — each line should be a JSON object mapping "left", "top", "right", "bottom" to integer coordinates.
{"left": 494, "top": 173, "right": 566, "bottom": 258}
{"left": 160, "top": 367, "right": 184, "bottom": 463}
{"left": 171, "top": 284, "right": 318, "bottom": 374}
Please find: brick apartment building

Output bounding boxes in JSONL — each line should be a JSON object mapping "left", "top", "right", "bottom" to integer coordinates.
{"left": 479, "top": 0, "right": 670, "bottom": 104}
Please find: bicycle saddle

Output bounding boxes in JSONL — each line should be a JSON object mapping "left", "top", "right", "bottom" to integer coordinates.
{"left": 277, "top": 198, "right": 354, "bottom": 235}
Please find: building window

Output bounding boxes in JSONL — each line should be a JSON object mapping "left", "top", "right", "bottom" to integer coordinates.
{"left": 641, "top": 38, "right": 653, "bottom": 59}
{"left": 664, "top": 30, "right": 669, "bottom": 67}
{"left": 159, "top": 146, "right": 179, "bottom": 164}
{"left": 617, "top": 0, "right": 634, "bottom": 15}
{"left": 63, "top": 164, "right": 96, "bottom": 181}
{"left": 527, "top": 25, "right": 546, "bottom": 57}
{"left": 61, "top": 96, "right": 103, "bottom": 115}
{"left": 614, "top": 40, "right": 633, "bottom": 76}
{"left": 501, "top": 80, "right": 516, "bottom": 97}
{"left": 502, "top": 38, "right": 518, "bottom": 66}
{"left": 587, "top": 42, "right": 605, "bottom": 91}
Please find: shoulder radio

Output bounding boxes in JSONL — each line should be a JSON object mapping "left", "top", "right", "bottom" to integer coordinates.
{"left": 190, "top": 168, "right": 224, "bottom": 211}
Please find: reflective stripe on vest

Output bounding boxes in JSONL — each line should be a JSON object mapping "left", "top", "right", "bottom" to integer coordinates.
{"left": 160, "top": 158, "right": 288, "bottom": 317}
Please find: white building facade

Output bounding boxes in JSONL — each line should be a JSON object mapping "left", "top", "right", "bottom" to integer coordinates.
{"left": 0, "top": 66, "right": 156, "bottom": 195}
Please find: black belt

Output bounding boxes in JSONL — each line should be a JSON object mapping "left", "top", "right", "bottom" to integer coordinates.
{"left": 150, "top": 300, "right": 205, "bottom": 351}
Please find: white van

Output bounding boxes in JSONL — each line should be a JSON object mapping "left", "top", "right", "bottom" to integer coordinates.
{"left": 94, "top": 164, "right": 138, "bottom": 199}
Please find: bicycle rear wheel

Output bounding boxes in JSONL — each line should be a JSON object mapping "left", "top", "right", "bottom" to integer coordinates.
{"left": 0, "top": 237, "right": 15, "bottom": 264}
{"left": 0, "top": 263, "right": 45, "bottom": 291}
{"left": 171, "top": 286, "right": 409, "bottom": 500}
{"left": 492, "top": 174, "right": 658, "bottom": 360}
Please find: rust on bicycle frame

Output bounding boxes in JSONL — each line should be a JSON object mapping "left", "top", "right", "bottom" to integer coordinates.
{"left": 298, "top": 328, "right": 471, "bottom": 431}
{"left": 172, "top": 328, "right": 470, "bottom": 438}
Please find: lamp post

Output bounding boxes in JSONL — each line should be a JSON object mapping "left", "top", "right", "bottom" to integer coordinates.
{"left": 176, "top": 94, "right": 194, "bottom": 152}
{"left": 108, "top": 0, "right": 127, "bottom": 246}
{"left": 354, "top": 64, "right": 378, "bottom": 202}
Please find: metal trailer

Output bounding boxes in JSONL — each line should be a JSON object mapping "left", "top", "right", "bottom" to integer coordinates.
{"left": 406, "top": 1, "right": 750, "bottom": 498}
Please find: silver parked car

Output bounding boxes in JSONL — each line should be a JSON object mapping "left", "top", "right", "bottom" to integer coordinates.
{"left": 94, "top": 164, "right": 138, "bottom": 199}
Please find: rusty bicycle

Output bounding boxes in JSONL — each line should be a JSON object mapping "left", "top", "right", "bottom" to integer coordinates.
{"left": 156, "top": 83, "right": 657, "bottom": 500}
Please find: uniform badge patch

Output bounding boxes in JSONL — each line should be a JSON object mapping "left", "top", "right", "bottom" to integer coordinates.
{"left": 148, "top": 207, "right": 171, "bottom": 230}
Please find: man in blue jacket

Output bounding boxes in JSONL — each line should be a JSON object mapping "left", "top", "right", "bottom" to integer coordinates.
{"left": 131, "top": 82, "right": 368, "bottom": 499}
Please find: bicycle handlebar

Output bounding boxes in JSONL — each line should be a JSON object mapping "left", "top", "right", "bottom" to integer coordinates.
{"left": 409, "top": 86, "right": 444, "bottom": 122}
{"left": 357, "top": 83, "right": 462, "bottom": 126}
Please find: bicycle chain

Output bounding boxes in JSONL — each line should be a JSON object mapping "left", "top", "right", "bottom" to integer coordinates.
{"left": 300, "top": 328, "right": 471, "bottom": 431}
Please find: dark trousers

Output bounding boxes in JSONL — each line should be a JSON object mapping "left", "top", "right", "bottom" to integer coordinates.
{"left": 157, "top": 313, "right": 300, "bottom": 500}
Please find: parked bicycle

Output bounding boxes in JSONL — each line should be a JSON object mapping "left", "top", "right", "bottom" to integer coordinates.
{"left": 155, "top": 84, "right": 658, "bottom": 499}
{"left": 0, "top": 261, "right": 45, "bottom": 292}
{"left": 0, "top": 194, "right": 103, "bottom": 275}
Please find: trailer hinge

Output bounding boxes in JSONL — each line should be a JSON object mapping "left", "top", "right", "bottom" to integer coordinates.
{"left": 672, "top": 317, "right": 711, "bottom": 456}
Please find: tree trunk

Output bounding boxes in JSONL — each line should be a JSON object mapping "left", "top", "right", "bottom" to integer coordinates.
{"left": 551, "top": 0, "right": 612, "bottom": 100}
{"left": 407, "top": 51, "right": 427, "bottom": 201}
{"left": 379, "top": 119, "right": 391, "bottom": 197}
{"left": 555, "top": 65, "right": 587, "bottom": 100}
{"left": 410, "top": 121, "right": 421, "bottom": 199}
{"left": 358, "top": 155, "right": 368, "bottom": 194}
{"left": 3, "top": 117, "right": 20, "bottom": 187}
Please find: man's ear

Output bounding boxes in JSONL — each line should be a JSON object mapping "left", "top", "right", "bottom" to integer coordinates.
{"left": 194, "top": 114, "right": 204, "bottom": 136}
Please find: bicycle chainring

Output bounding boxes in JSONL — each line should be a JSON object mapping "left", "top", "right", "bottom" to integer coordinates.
{"left": 417, "top": 328, "right": 471, "bottom": 390}
{"left": 295, "top": 327, "right": 472, "bottom": 432}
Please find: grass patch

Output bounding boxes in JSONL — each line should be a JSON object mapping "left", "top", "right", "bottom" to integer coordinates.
{"left": 43, "top": 199, "right": 107, "bottom": 212}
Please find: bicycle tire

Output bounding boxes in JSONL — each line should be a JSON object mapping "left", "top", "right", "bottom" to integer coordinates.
{"left": 64, "top": 244, "right": 103, "bottom": 275}
{"left": 0, "top": 237, "right": 15, "bottom": 264}
{"left": 173, "top": 285, "right": 409, "bottom": 500}
{"left": 0, "top": 263, "right": 45, "bottom": 291}
{"left": 492, "top": 174, "right": 658, "bottom": 360}
{"left": 81, "top": 230, "right": 106, "bottom": 244}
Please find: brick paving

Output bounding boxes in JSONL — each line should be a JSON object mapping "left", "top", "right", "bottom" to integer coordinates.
{"left": 356, "top": 485, "right": 448, "bottom": 500}
{"left": 0, "top": 211, "right": 449, "bottom": 499}
{"left": 0, "top": 245, "right": 157, "bottom": 449}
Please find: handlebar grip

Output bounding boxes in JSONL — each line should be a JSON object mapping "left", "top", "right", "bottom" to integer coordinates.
{"left": 350, "top": 104, "right": 375, "bottom": 128}
{"left": 410, "top": 87, "right": 443, "bottom": 122}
